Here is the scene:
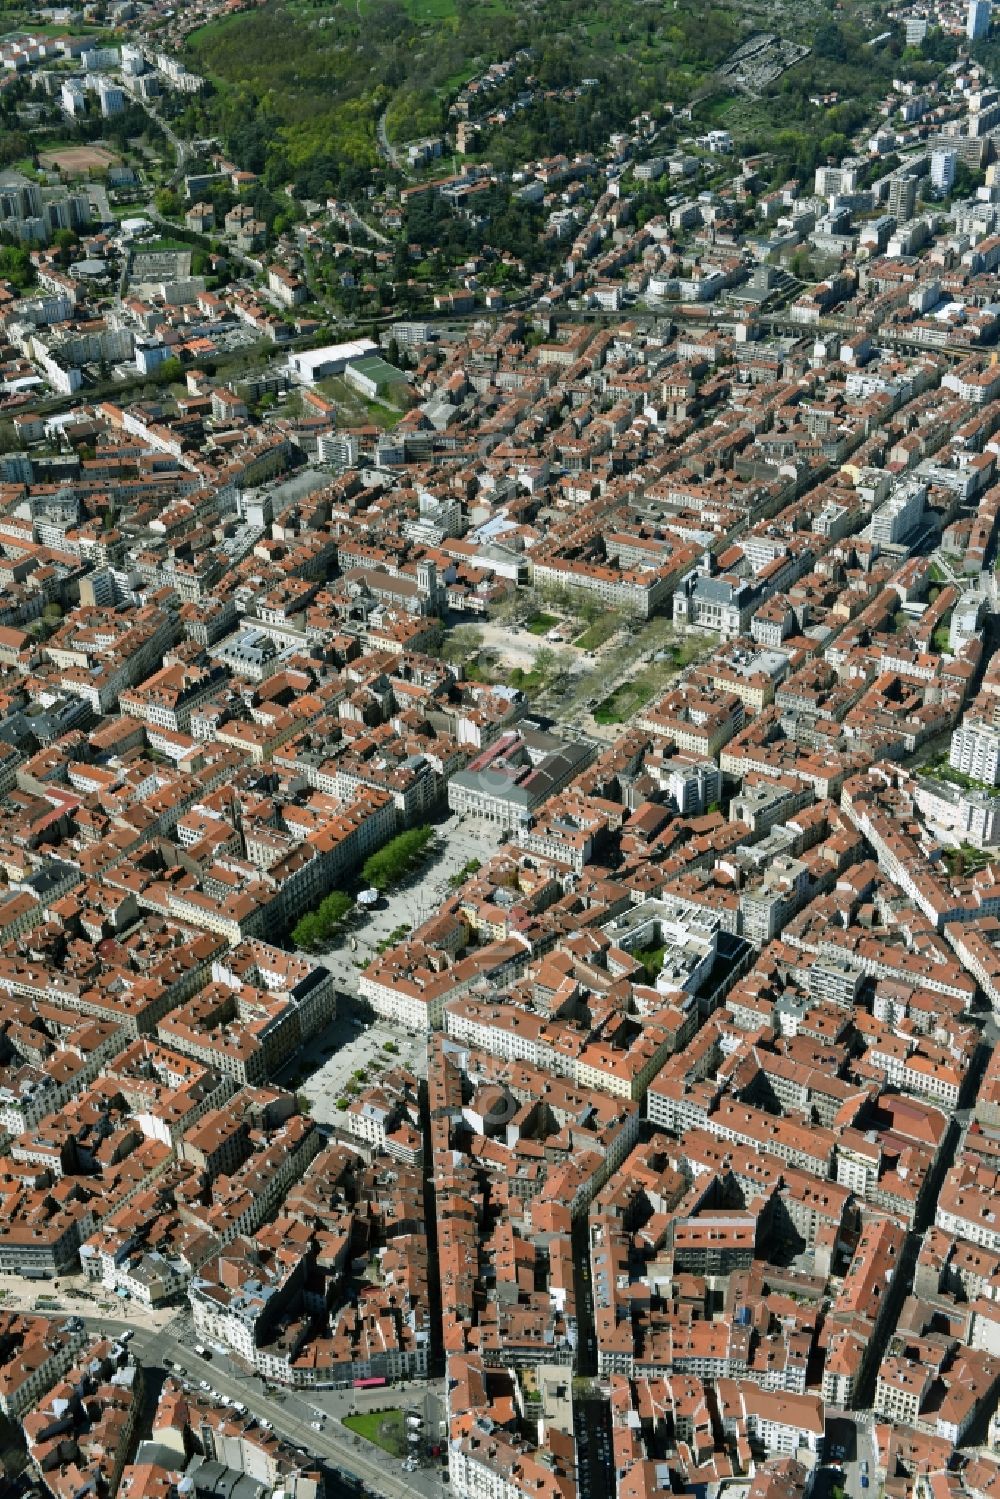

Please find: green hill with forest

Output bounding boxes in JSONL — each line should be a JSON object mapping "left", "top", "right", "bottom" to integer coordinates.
{"left": 183, "top": 0, "right": 742, "bottom": 194}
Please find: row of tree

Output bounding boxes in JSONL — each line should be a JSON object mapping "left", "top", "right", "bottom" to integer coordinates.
{"left": 289, "top": 826, "right": 436, "bottom": 952}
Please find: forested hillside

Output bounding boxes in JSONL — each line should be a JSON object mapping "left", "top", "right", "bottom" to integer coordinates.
{"left": 184, "top": 0, "right": 742, "bottom": 194}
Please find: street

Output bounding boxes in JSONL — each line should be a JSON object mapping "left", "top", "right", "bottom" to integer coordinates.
{"left": 823, "top": 1412, "right": 876, "bottom": 1499}
{"left": 53, "top": 1312, "right": 445, "bottom": 1499}
{"left": 0, "top": 812, "right": 497, "bottom": 1499}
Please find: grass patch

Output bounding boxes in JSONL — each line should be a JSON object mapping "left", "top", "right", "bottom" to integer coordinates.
{"left": 142, "top": 238, "right": 192, "bottom": 253}
{"left": 376, "top": 923, "right": 411, "bottom": 954}
{"left": 509, "top": 664, "right": 550, "bottom": 691}
{"left": 2, "top": 18, "right": 112, "bottom": 35}
{"left": 464, "top": 656, "right": 498, "bottom": 684}
{"left": 695, "top": 89, "right": 737, "bottom": 124}
{"left": 924, "top": 761, "right": 995, "bottom": 796}
{"left": 448, "top": 857, "right": 482, "bottom": 889}
{"left": 406, "top": 0, "right": 458, "bottom": 18}
{"left": 365, "top": 398, "right": 403, "bottom": 429}
{"left": 666, "top": 635, "right": 718, "bottom": 670}
{"left": 526, "top": 612, "right": 558, "bottom": 635}
{"left": 593, "top": 674, "right": 658, "bottom": 725}
{"left": 316, "top": 375, "right": 402, "bottom": 430}
{"left": 917, "top": 755, "right": 995, "bottom": 803}
{"left": 631, "top": 945, "right": 665, "bottom": 983}
{"left": 945, "top": 844, "right": 997, "bottom": 878}
{"left": 343, "top": 1410, "right": 408, "bottom": 1457}
{"left": 574, "top": 613, "right": 623, "bottom": 651}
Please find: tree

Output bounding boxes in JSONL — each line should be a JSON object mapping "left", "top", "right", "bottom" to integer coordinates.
{"left": 52, "top": 227, "right": 78, "bottom": 268}
{"left": 814, "top": 21, "right": 849, "bottom": 60}
{"left": 789, "top": 248, "right": 812, "bottom": 281}
{"left": 361, "top": 825, "right": 434, "bottom": 893}
{"left": 155, "top": 358, "right": 184, "bottom": 386}
{"left": 291, "top": 888, "right": 352, "bottom": 950}
{"left": 0, "top": 244, "right": 34, "bottom": 291}
{"left": 155, "top": 187, "right": 181, "bottom": 218}
{"left": 533, "top": 646, "right": 556, "bottom": 684}
{"left": 442, "top": 623, "right": 484, "bottom": 666}
{"left": 292, "top": 911, "right": 322, "bottom": 950}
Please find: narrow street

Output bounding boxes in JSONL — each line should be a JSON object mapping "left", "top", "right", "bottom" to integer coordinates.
{"left": 375, "top": 111, "right": 410, "bottom": 178}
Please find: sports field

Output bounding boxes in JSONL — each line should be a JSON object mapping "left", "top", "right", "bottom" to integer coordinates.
{"left": 39, "top": 144, "right": 121, "bottom": 175}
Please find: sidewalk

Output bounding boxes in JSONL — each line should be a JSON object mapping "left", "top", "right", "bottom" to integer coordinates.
{"left": 0, "top": 1271, "right": 176, "bottom": 1331}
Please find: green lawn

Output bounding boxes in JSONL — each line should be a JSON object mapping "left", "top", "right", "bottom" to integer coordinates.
{"left": 526, "top": 612, "right": 558, "bottom": 635}
{"left": 924, "top": 762, "right": 994, "bottom": 796}
{"left": 139, "top": 239, "right": 192, "bottom": 253}
{"left": 631, "top": 944, "right": 665, "bottom": 982}
{"left": 574, "top": 613, "right": 623, "bottom": 651}
{"left": 2, "top": 18, "right": 113, "bottom": 35}
{"left": 695, "top": 89, "right": 737, "bottom": 124}
{"left": 364, "top": 398, "right": 403, "bottom": 429}
{"left": 407, "top": 0, "right": 458, "bottom": 18}
{"left": 593, "top": 675, "right": 658, "bottom": 725}
{"left": 316, "top": 376, "right": 402, "bottom": 431}
{"left": 343, "top": 1410, "right": 408, "bottom": 1457}
{"left": 509, "top": 665, "right": 546, "bottom": 691}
